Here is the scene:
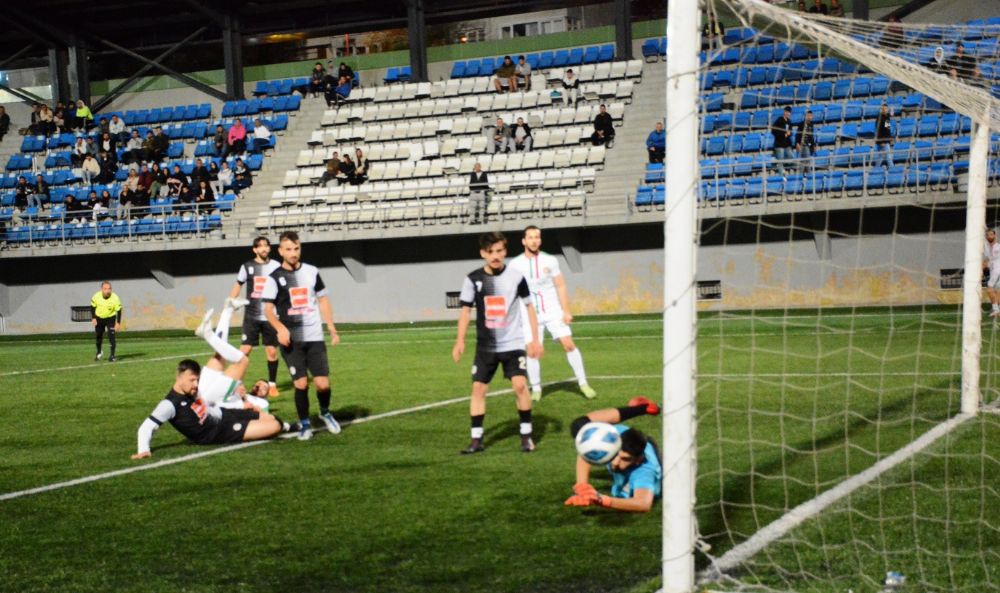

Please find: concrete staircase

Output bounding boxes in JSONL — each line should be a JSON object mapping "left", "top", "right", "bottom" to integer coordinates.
{"left": 222, "top": 95, "right": 330, "bottom": 239}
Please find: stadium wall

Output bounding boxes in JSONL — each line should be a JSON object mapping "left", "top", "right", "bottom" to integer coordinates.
{"left": 0, "top": 221, "right": 970, "bottom": 334}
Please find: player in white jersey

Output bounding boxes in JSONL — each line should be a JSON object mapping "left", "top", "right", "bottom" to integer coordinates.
{"left": 509, "top": 226, "right": 596, "bottom": 401}
{"left": 194, "top": 298, "right": 271, "bottom": 413}
{"left": 984, "top": 229, "right": 1000, "bottom": 318}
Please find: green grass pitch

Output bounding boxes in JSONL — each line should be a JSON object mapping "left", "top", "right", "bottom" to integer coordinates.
{"left": 1, "top": 309, "right": 998, "bottom": 593}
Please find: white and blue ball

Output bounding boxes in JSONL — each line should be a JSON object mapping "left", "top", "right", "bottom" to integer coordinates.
{"left": 575, "top": 421, "right": 622, "bottom": 465}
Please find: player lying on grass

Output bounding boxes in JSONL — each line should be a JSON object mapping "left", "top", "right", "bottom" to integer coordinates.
{"left": 565, "top": 397, "right": 662, "bottom": 512}
{"left": 131, "top": 300, "right": 292, "bottom": 459}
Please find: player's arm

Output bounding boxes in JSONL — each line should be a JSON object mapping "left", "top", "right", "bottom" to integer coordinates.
{"left": 595, "top": 488, "right": 655, "bottom": 513}
{"left": 524, "top": 302, "right": 543, "bottom": 359}
{"left": 452, "top": 306, "right": 471, "bottom": 362}
{"left": 317, "top": 294, "right": 339, "bottom": 346}
{"left": 132, "top": 400, "right": 174, "bottom": 459}
{"left": 229, "top": 282, "right": 243, "bottom": 299}
{"left": 553, "top": 273, "right": 573, "bottom": 324}
{"left": 115, "top": 300, "right": 123, "bottom": 331}
{"left": 264, "top": 302, "right": 290, "bottom": 347}
{"left": 90, "top": 295, "right": 97, "bottom": 327}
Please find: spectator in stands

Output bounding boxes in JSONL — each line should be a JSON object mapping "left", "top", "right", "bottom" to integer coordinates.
{"left": 353, "top": 148, "right": 368, "bottom": 185}
{"left": 702, "top": 15, "right": 725, "bottom": 50}
{"left": 828, "top": 0, "right": 845, "bottom": 17}
{"left": 125, "top": 130, "right": 144, "bottom": 164}
{"left": 109, "top": 115, "right": 128, "bottom": 145}
{"left": 873, "top": 103, "right": 894, "bottom": 169}
{"left": 190, "top": 158, "right": 211, "bottom": 188}
{"left": 0, "top": 106, "right": 9, "bottom": 142}
{"left": 488, "top": 117, "right": 511, "bottom": 154}
{"left": 37, "top": 104, "right": 55, "bottom": 136}
{"left": 213, "top": 124, "right": 227, "bottom": 157}
{"left": 81, "top": 153, "right": 101, "bottom": 185}
{"left": 124, "top": 168, "right": 141, "bottom": 195}
{"left": 251, "top": 119, "right": 272, "bottom": 153}
{"left": 310, "top": 62, "right": 327, "bottom": 97}
{"left": 227, "top": 119, "right": 247, "bottom": 156}
{"left": 927, "top": 46, "right": 947, "bottom": 72}
{"left": 72, "top": 136, "right": 90, "bottom": 166}
{"left": 28, "top": 103, "right": 41, "bottom": 134}
{"left": 591, "top": 104, "right": 615, "bottom": 147}
{"left": 646, "top": 121, "right": 665, "bottom": 164}
{"left": 150, "top": 163, "right": 167, "bottom": 198}
{"left": 515, "top": 55, "right": 532, "bottom": 91}
{"left": 76, "top": 100, "right": 94, "bottom": 130}
{"left": 809, "top": 0, "right": 828, "bottom": 14}
{"left": 946, "top": 42, "right": 981, "bottom": 81}
{"left": 337, "top": 154, "right": 355, "bottom": 185}
{"left": 208, "top": 161, "right": 223, "bottom": 197}
{"left": 31, "top": 174, "right": 50, "bottom": 209}
{"left": 14, "top": 176, "right": 31, "bottom": 211}
{"left": 167, "top": 164, "right": 188, "bottom": 197}
{"left": 100, "top": 132, "right": 117, "bottom": 161}
{"left": 98, "top": 117, "right": 110, "bottom": 136}
{"left": 561, "top": 69, "right": 580, "bottom": 106}
{"left": 509, "top": 117, "right": 532, "bottom": 152}
{"left": 95, "top": 190, "right": 112, "bottom": 219}
{"left": 53, "top": 107, "right": 67, "bottom": 133}
{"left": 64, "top": 194, "right": 87, "bottom": 223}
{"left": 796, "top": 110, "right": 817, "bottom": 173}
{"left": 493, "top": 56, "right": 517, "bottom": 93}
{"left": 137, "top": 164, "right": 153, "bottom": 201}
{"left": 316, "top": 158, "right": 340, "bottom": 187}
{"left": 338, "top": 62, "right": 354, "bottom": 85}
{"left": 65, "top": 101, "right": 78, "bottom": 130}
{"left": 86, "top": 190, "right": 105, "bottom": 220}
{"left": 468, "top": 162, "right": 489, "bottom": 225}
{"left": 142, "top": 130, "right": 157, "bottom": 163}
{"left": 770, "top": 106, "right": 794, "bottom": 174}
{"left": 234, "top": 157, "right": 252, "bottom": 193}
{"left": 96, "top": 151, "right": 116, "bottom": 185}
{"left": 328, "top": 76, "right": 352, "bottom": 106}
{"left": 151, "top": 127, "right": 169, "bottom": 162}
{"left": 117, "top": 187, "right": 135, "bottom": 220}
{"left": 195, "top": 180, "right": 215, "bottom": 211}
{"left": 218, "top": 161, "right": 235, "bottom": 195}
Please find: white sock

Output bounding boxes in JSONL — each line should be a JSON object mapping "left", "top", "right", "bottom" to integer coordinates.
{"left": 566, "top": 348, "right": 588, "bottom": 385}
{"left": 526, "top": 355, "right": 541, "bottom": 391}
{"left": 215, "top": 305, "right": 235, "bottom": 342}
{"left": 520, "top": 422, "right": 533, "bottom": 435}
{"left": 202, "top": 321, "right": 245, "bottom": 364}
{"left": 471, "top": 426, "right": 484, "bottom": 439}
{"left": 993, "top": 304, "right": 999, "bottom": 312}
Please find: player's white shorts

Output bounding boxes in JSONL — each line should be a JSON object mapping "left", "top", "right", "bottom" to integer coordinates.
{"left": 523, "top": 312, "right": 572, "bottom": 343}
{"left": 989, "top": 267, "right": 1000, "bottom": 290}
{"left": 198, "top": 367, "right": 243, "bottom": 408}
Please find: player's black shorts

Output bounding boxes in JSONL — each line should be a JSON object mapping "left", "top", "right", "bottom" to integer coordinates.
{"left": 213, "top": 409, "right": 261, "bottom": 444}
{"left": 472, "top": 349, "right": 527, "bottom": 384}
{"left": 242, "top": 318, "right": 278, "bottom": 347}
{"left": 280, "top": 341, "right": 330, "bottom": 380}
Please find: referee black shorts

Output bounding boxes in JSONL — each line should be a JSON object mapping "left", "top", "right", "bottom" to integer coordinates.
{"left": 241, "top": 318, "right": 278, "bottom": 347}
{"left": 95, "top": 316, "right": 117, "bottom": 331}
{"left": 472, "top": 349, "right": 527, "bottom": 384}
{"left": 280, "top": 341, "right": 330, "bottom": 380}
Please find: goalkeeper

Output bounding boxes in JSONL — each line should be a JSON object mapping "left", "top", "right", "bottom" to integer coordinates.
{"left": 565, "top": 397, "right": 662, "bottom": 512}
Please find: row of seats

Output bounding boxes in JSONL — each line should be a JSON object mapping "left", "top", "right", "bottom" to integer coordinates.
{"left": 3, "top": 215, "right": 224, "bottom": 245}
{"left": 736, "top": 76, "right": 891, "bottom": 108}
{"left": 109, "top": 104, "right": 212, "bottom": 126}
{"left": 252, "top": 73, "right": 360, "bottom": 97}
{"left": 221, "top": 95, "right": 302, "bottom": 118}
{"left": 702, "top": 58, "right": 866, "bottom": 90}
{"left": 704, "top": 125, "right": 973, "bottom": 159}
{"left": 450, "top": 44, "right": 616, "bottom": 78}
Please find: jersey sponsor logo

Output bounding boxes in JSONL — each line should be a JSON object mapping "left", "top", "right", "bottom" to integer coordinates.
{"left": 484, "top": 295, "right": 508, "bottom": 328}
{"left": 287, "top": 286, "right": 313, "bottom": 316}
{"left": 251, "top": 276, "right": 268, "bottom": 298}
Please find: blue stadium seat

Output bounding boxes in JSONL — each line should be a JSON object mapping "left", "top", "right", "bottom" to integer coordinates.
{"left": 833, "top": 79, "right": 853, "bottom": 100}
{"left": 844, "top": 170, "right": 865, "bottom": 194}
{"left": 704, "top": 136, "right": 727, "bottom": 156}
{"left": 740, "top": 46, "right": 758, "bottom": 64}
{"left": 701, "top": 72, "right": 715, "bottom": 91}
{"left": 732, "top": 112, "right": 751, "bottom": 130}
{"left": 913, "top": 140, "right": 934, "bottom": 161}
{"left": 384, "top": 67, "right": 400, "bottom": 84}
{"left": 583, "top": 46, "right": 600, "bottom": 64}
{"left": 538, "top": 51, "right": 554, "bottom": 69}
{"left": 568, "top": 48, "right": 585, "bottom": 65}
{"left": 398, "top": 66, "right": 412, "bottom": 82}
{"left": 553, "top": 50, "right": 570, "bottom": 68}
{"left": 939, "top": 113, "right": 960, "bottom": 135}
{"left": 727, "top": 134, "right": 745, "bottom": 153}
{"left": 816, "top": 125, "right": 838, "bottom": 146}
{"left": 252, "top": 81, "right": 269, "bottom": 96}
{"left": 598, "top": 44, "right": 614, "bottom": 62}
{"left": 526, "top": 54, "right": 540, "bottom": 70}
{"left": 703, "top": 93, "right": 724, "bottom": 112}
{"left": 917, "top": 115, "right": 941, "bottom": 137}
{"left": 645, "top": 163, "right": 665, "bottom": 184}
{"left": 451, "top": 62, "right": 466, "bottom": 78}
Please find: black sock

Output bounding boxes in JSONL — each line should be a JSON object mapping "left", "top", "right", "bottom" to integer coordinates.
{"left": 267, "top": 360, "right": 279, "bottom": 383}
{"left": 108, "top": 330, "right": 116, "bottom": 356}
{"left": 617, "top": 405, "right": 648, "bottom": 422}
{"left": 294, "top": 387, "right": 310, "bottom": 421}
{"left": 470, "top": 413, "right": 485, "bottom": 440}
{"left": 518, "top": 409, "right": 532, "bottom": 424}
{"left": 95, "top": 333, "right": 103, "bottom": 354}
{"left": 317, "top": 388, "right": 331, "bottom": 414}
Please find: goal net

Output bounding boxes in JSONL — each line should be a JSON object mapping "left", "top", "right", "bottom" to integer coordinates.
{"left": 662, "top": 1, "right": 1000, "bottom": 591}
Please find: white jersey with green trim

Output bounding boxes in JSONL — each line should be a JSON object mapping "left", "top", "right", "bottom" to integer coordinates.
{"left": 510, "top": 251, "right": 563, "bottom": 319}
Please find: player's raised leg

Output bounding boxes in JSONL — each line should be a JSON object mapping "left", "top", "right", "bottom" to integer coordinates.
{"left": 196, "top": 307, "right": 246, "bottom": 364}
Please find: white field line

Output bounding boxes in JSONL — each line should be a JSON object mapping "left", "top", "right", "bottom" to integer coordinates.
{"left": 0, "top": 351, "right": 213, "bottom": 378}
{"left": 698, "top": 412, "right": 975, "bottom": 583}
{"left": 0, "top": 374, "right": 654, "bottom": 503}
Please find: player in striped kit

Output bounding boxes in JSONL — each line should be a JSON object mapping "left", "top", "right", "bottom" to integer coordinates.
{"left": 985, "top": 228, "right": 1000, "bottom": 318}
{"left": 229, "top": 236, "right": 282, "bottom": 397}
{"left": 509, "top": 226, "right": 596, "bottom": 401}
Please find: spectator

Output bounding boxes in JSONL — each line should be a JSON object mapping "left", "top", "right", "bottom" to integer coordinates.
{"left": 98, "top": 117, "right": 110, "bottom": 136}
{"left": 353, "top": 148, "right": 368, "bottom": 185}
{"left": 28, "top": 103, "right": 41, "bottom": 134}
{"left": 96, "top": 151, "right": 116, "bottom": 185}
{"left": 809, "top": 0, "right": 829, "bottom": 14}
{"left": 770, "top": 106, "right": 794, "bottom": 174}
{"left": 53, "top": 107, "right": 67, "bottom": 133}
{"left": 251, "top": 119, "right": 271, "bottom": 153}
{"left": 234, "top": 157, "right": 252, "bottom": 192}
{"left": 109, "top": 115, "right": 128, "bottom": 144}
{"left": 65, "top": 194, "right": 89, "bottom": 223}
{"left": 150, "top": 162, "right": 167, "bottom": 198}
{"left": 31, "top": 174, "right": 50, "bottom": 209}
{"left": 142, "top": 130, "right": 157, "bottom": 163}
{"left": 468, "top": 162, "right": 489, "bottom": 224}
{"left": 124, "top": 168, "right": 141, "bottom": 195}
{"left": 213, "top": 124, "right": 227, "bottom": 157}
{"left": 561, "top": 69, "right": 580, "bottom": 105}
{"left": 95, "top": 190, "right": 112, "bottom": 219}
{"left": 37, "top": 104, "right": 55, "bottom": 136}
{"left": 515, "top": 55, "right": 532, "bottom": 91}
{"left": 137, "top": 164, "right": 153, "bottom": 201}
{"left": 928, "top": 46, "right": 946, "bottom": 72}
{"left": 75, "top": 100, "right": 94, "bottom": 130}
{"left": 316, "top": 158, "right": 340, "bottom": 187}
{"left": 310, "top": 62, "right": 327, "bottom": 97}
{"left": 65, "top": 101, "right": 78, "bottom": 130}
{"left": 797, "top": 0, "right": 806, "bottom": 10}
{"left": 167, "top": 164, "right": 188, "bottom": 197}
{"left": 100, "top": 131, "right": 117, "bottom": 160}
{"left": 946, "top": 42, "right": 981, "bottom": 81}
{"left": 176, "top": 185, "right": 195, "bottom": 211}
{"left": 190, "top": 158, "right": 211, "bottom": 187}
{"left": 81, "top": 154, "right": 101, "bottom": 185}
{"left": 71, "top": 136, "right": 90, "bottom": 166}
{"left": 828, "top": 0, "right": 845, "bottom": 17}
{"left": 646, "top": 121, "right": 665, "bottom": 164}
{"left": 338, "top": 62, "right": 354, "bottom": 84}
{"left": 86, "top": 190, "right": 105, "bottom": 220}
{"left": 124, "top": 130, "right": 144, "bottom": 164}
{"left": 227, "top": 119, "right": 247, "bottom": 156}
{"left": 488, "top": 117, "right": 511, "bottom": 154}
{"left": 873, "top": 103, "right": 894, "bottom": 169}
{"left": 509, "top": 117, "right": 532, "bottom": 152}
{"left": 208, "top": 161, "right": 223, "bottom": 197}
{"left": 195, "top": 180, "right": 214, "bottom": 211}
{"left": 151, "top": 127, "right": 169, "bottom": 162}
{"left": 493, "top": 56, "right": 517, "bottom": 93}
{"left": 218, "top": 161, "right": 235, "bottom": 195}
{"left": 591, "top": 104, "right": 615, "bottom": 147}
{"left": 702, "top": 15, "right": 725, "bottom": 50}
{"left": 117, "top": 187, "right": 135, "bottom": 220}
{"left": 796, "top": 110, "right": 817, "bottom": 173}
{"left": 14, "top": 176, "right": 32, "bottom": 210}
{"left": 0, "top": 106, "right": 9, "bottom": 142}
{"left": 327, "top": 76, "right": 352, "bottom": 106}
{"left": 341, "top": 154, "right": 357, "bottom": 185}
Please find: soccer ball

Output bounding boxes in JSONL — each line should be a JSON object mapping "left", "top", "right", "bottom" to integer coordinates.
{"left": 575, "top": 422, "right": 622, "bottom": 465}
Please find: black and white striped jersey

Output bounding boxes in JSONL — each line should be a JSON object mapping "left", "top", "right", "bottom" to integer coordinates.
{"left": 235, "top": 259, "right": 281, "bottom": 321}
{"left": 459, "top": 265, "right": 532, "bottom": 352}
{"left": 262, "top": 262, "right": 328, "bottom": 343}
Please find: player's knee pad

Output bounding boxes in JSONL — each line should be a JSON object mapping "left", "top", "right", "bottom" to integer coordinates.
{"left": 570, "top": 416, "right": 590, "bottom": 438}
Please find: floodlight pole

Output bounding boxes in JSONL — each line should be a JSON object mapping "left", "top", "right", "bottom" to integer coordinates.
{"left": 663, "top": 0, "right": 700, "bottom": 590}
{"left": 961, "top": 118, "right": 989, "bottom": 415}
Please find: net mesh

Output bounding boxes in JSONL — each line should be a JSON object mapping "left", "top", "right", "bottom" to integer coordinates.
{"left": 684, "top": 3, "right": 1000, "bottom": 591}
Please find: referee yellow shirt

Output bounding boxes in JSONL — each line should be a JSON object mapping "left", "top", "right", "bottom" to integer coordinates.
{"left": 91, "top": 291, "right": 122, "bottom": 320}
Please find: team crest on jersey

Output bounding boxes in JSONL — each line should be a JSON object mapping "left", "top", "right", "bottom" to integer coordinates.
{"left": 278, "top": 277, "right": 287, "bottom": 286}
{"left": 289, "top": 366, "right": 297, "bottom": 376}
{"left": 247, "top": 265, "right": 254, "bottom": 275}
{"left": 181, "top": 401, "right": 187, "bottom": 406}
{"left": 475, "top": 280, "right": 483, "bottom": 292}
{"left": 233, "top": 423, "right": 243, "bottom": 431}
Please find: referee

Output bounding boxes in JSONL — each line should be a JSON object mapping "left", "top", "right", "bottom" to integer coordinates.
{"left": 91, "top": 281, "right": 123, "bottom": 362}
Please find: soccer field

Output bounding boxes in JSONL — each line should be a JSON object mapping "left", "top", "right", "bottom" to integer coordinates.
{"left": 1, "top": 309, "right": 998, "bottom": 593}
